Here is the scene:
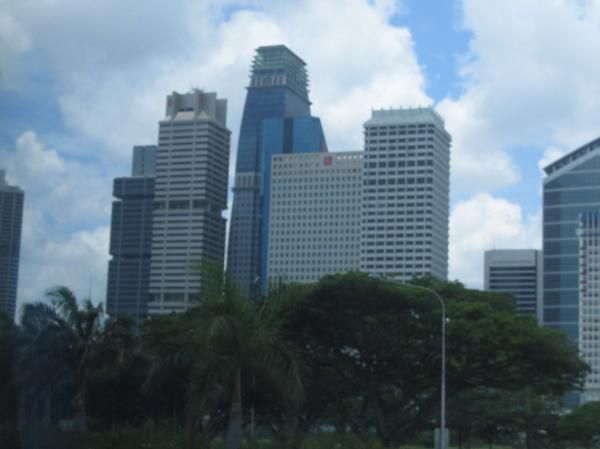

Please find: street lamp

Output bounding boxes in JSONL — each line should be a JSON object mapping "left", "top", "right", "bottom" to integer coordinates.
{"left": 380, "top": 278, "right": 448, "bottom": 449}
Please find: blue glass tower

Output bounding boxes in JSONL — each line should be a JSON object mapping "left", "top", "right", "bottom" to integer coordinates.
{"left": 227, "top": 45, "right": 326, "bottom": 297}
{"left": 543, "top": 136, "right": 600, "bottom": 340}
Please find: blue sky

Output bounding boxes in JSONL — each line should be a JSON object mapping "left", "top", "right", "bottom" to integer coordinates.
{"left": 2, "top": 0, "right": 600, "bottom": 308}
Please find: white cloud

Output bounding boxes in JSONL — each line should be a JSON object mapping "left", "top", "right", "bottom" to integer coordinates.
{"left": 4, "top": 0, "right": 429, "bottom": 164}
{"left": 1, "top": 131, "right": 111, "bottom": 309}
{"left": 439, "top": 0, "right": 600, "bottom": 195}
{"left": 449, "top": 193, "right": 541, "bottom": 288}
{"left": 0, "top": 11, "right": 31, "bottom": 88}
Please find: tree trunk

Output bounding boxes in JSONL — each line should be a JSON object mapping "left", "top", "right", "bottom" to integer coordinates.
{"left": 226, "top": 368, "right": 243, "bottom": 449}
{"left": 73, "top": 391, "right": 87, "bottom": 432}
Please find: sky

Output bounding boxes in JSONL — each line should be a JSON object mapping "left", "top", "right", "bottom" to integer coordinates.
{"left": 2, "top": 0, "right": 600, "bottom": 310}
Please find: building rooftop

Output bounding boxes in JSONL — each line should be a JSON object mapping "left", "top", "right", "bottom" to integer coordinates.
{"left": 365, "top": 106, "right": 445, "bottom": 129}
{"left": 250, "top": 44, "right": 309, "bottom": 102}
{"left": 544, "top": 135, "right": 600, "bottom": 175}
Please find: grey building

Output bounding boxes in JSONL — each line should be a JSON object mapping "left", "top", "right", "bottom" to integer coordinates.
{"left": 267, "top": 152, "right": 363, "bottom": 285}
{"left": 577, "top": 212, "right": 600, "bottom": 402}
{"left": 361, "top": 108, "right": 450, "bottom": 281}
{"left": 484, "top": 249, "right": 543, "bottom": 322}
{"left": 132, "top": 145, "right": 157, "bottom": 176}
{"left": 106, "top": 146, "right": 156, "bottom": 320}
{"left": 148, "top": 90, "right": 230, "bottom": 314}
{"left": 0, "top": 169, "right": 24, "bottom": 320}
{"left": 543, "top": 136, "right": 600, "bottom": 340}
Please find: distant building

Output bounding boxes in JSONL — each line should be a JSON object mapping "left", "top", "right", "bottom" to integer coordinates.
{"left": 543, "top": 136, "right": 600, "bottom": 340}
{"left": 267, "top": 152, "right": 363, "bottom": 285}
{"left": 106, "top": 146, "right": 156, "bottom": 320}
{"left": 361, "top": 108, "right": 450, "bottom": 281}
{"left": 484, "top": 249, "right": 543, "bottom": 322}
{"left": 0, "top": 169, "right": 24, "bottom": 320}
{"left": 132, "top": 145, "right": 157, "bottom": 176}
{"left": 148, "top": 90, "right": 230, "bottom": 314}
{"left": 577, "top": 212, "right": 600, "bottom": 402}
{"left": 228, "top": 45, "right": 326, "bottom": 298}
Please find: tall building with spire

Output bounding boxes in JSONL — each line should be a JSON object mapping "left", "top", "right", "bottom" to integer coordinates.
{"left": 0, "top": 169, "right": 24, "bottom": 320}
{"left": 227, "top": 45, "right": 327, "bottom": 297}
{"left": 148, "top": 90, "right": 230, "bottom": 314}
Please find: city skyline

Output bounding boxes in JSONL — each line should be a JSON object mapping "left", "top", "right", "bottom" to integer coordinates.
{"left": 2, "top": 0, "right": 600, "bottom": 308}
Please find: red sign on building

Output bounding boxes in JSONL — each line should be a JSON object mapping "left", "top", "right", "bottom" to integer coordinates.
{"left": 324, "top": 156, "right": 332, "bottom": 166}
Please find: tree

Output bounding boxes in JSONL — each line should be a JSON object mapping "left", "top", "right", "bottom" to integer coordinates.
{"left": 281, "top": 273, "right": 588, "bottom": 447}
{"left": 18, "top": 287, "right": 103, "bottom": 431}
{"left": 0, "top": 311, "right": 18, "bottom": 446}
{"left": 559, "top": 401, "right": 600, "bottom": 449}
{"left": 143, "top": 264, "right": 301, "bottom": 449}
{"left": 85, "top": 315, "right": 149, "bottom": 430}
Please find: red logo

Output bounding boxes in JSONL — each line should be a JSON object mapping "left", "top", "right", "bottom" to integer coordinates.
{"left": 324, "top": 156, "right": 332, "bottom": 166}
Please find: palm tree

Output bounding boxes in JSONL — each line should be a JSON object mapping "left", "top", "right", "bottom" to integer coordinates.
{"left": 18, "top": 287, "right": 102, "bottom": 431}
{"left": 144, "top": 264, "right": 302, "bottom": 449}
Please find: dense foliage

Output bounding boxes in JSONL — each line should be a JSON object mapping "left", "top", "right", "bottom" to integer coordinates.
{"left": 0, "top": 273, "right": 592, "bottom": 449}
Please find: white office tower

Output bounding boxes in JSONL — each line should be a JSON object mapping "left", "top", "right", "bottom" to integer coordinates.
{"left": 361, "top": 108, "right": 450, "bottom": 281}
{"left": 267, "top": 152, "right": 363, "bottom": 285}
{"left": 149, "top": 90, "right": 230, "bottom": 314}
{"left": 578, "top": 212, "right": 600, "bottom": 402}
{"left": 484, "top": 249, "right": 543, "bottom": 322}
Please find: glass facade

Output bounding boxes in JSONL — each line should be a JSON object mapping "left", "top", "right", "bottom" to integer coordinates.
{"left": 543, "top": 137, "right": 600, "bottom": 341}
{"left": 106, "top": 176, "right": 155, "bottom": 321}
{"left": 228, "top": 45, "right": 326, "bottom": 298}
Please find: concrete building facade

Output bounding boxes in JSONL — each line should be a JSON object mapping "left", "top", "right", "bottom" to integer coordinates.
{"left": 106, "top": 146, "right": 156, "bottom": 320}
{"left": 577, "top": 211, "right": 600, "bottom": 402}
{"left": 543, "top": 136, "right": 600, "bottom": 340}
{"left": 0, "top": 169, "right": 24, "bottom": 320}
{"left": 361, "top": 108, "right": 450, "bottom": 281}
{"left": 148, "top": 90, "right": 230, "bottom": 314}
{"left": 484, "top": 249, "right": 543, "bottom": 322}
{"left": 267, "top": 152, "right": 363, "bottom": 285}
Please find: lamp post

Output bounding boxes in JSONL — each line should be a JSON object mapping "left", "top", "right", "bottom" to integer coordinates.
{"left": 382, "top": 279, "right": 447, "bottom": 449}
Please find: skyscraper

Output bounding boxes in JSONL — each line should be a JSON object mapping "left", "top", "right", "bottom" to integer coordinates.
{"left": 267, "top": 152, "right": 363, "bottom": 285}
{"left": 577, "top": 212, "right": 600, "bottom": 402}
{"left": 227, "top": 45, "right": 325, "bottom": 297}
{"left": 361, "top": 108, "right": 450, "bottom": 281}
{"left": 543, "top": 136, "right": 600, "bottom": 340}
{"left": 484, "top": 249, "right": 543, "bottom": 322}
{"left": 0, "top": 169, "right": 24, "bottom": 320}
{"left": 106, "top": 146, "right": 156, "bottom": 320}
{"left": 148, "top": 90, "right": 230, "bottom": 314}
{"left": 132, "top": 145, "right": 157, "bottom": 176}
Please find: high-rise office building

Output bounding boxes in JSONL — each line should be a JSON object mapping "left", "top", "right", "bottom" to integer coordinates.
{"left": 361, "top": 108, "right": 450, "bottom": 281}
{"left": 0, "top": 169, "right": 24, "bottom": 320}
{"left": 484, "top": 249, "right": 543, "bottom": 322}
{"left": 577, "top": 212, "right": 600, "bottom": 402}
{"left": 106, "top": 146, "right": 156, "bottom": 320}
{"left": 267, "top": 152, "right": 363, "bottom": 285}
{"left": 543, "top": 136, "right": 600, "bottom": 340}
{"left": 228, "top": 45, "right": 326, "bottom": 298}
{"left": 149, "top": 90, "right": 230, "bottom": 314}
{"left": 132, "top": 145, "right": 157, "bottom": 176}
